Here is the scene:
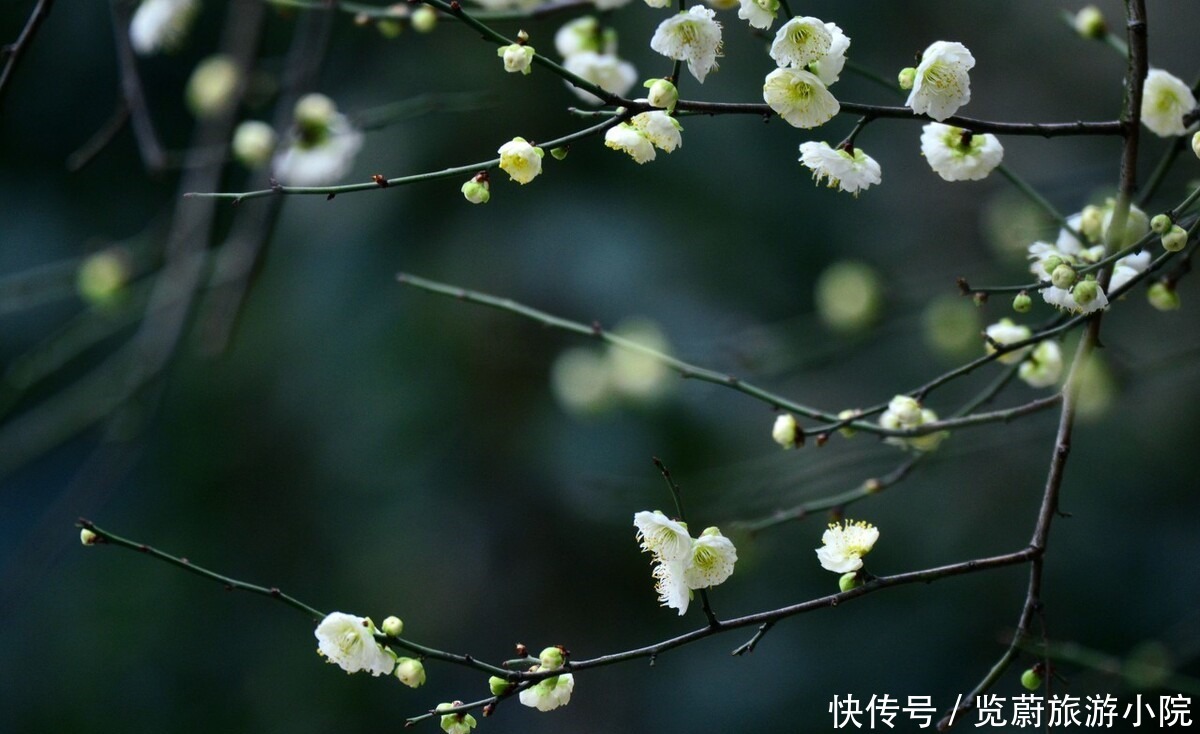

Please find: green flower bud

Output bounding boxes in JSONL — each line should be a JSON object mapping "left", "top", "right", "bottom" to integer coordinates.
{"left": 77, "top": 248, "right": 131, "bottom": 307}
{"left": 550, "top": 147, "right": 569, "bottom": 161}
{"left": 1150, "top": 213, "right": 1172, "bottom": 234}
{"left": 838, "top": 572, "right": 859, "bottom": 592}
{"left": 1162, "top": 224, "right": 1188, "bottom": 252}
{"left": 295, "top": 93, "right": 337, "bottom": 137}
{"left": 898, "top": 67, "right": 916, "bottom": 90}
{"left": 539, "top": 646, "right": 565, "bottom": 670}
{"left": 80, "top": 528, "right": 98, "bottom": 546}
{"left": 1041, "top": 254, "right": 1064, "bottom": 276}
{"left": 382, "top": 615, "right": 404, "bottom": 637}
{"left": 772, "top": 413, "right": 799, "bottom": 449}
{"left": 1050, "top": 263, "right": 1077, "bottom": 289}
{"left": 1073, "top": 279, "right": 1100, "bottom": 306}
{"left": 644, "top": 78, "right": 679, "bottom": 112}
{"left": 488, "top": 676, "right": 513, "bottom": 696}
{"left": 1080, "top": 205, "right": 1105, "bottom": 242}
{"left": 1020, "top": 668, "right": 1042, "bottom": 690}
{"left": 461, "top": 175, "right": 490, "bottom": 204}
{"left": 395, "top": 657, "right": 426, "bottom": 688}
{"left": 837, "top": 409, "right": 859, "bottom": 438}
{"left": 377, "top": 19, "right": 403, "bottom": 37}
{"left": 1012, "top": 292, "right": 1032, "bottom": 313}
{"left": 1147, "top": 282, "right": 1181, "bottom": 311}
{"left": 186, "top": 55, "right": 240, "bottom": 118}
{"left": 1074, "top": 6, "right": 1106, "bottom": 39}
{"left": 412, "top": 5, "right": 437, "bottom": 33}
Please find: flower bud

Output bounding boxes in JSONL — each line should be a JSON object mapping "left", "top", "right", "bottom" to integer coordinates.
{"left": 80, "top": 528, "right": 99, "bottom": 545}
{"left": 1193, "top": 131, "right": 1200, "bottom": 161}
{"left": 186, "top": 55, "right": 240, "bottom": 118}
{"left": 772, "top": 413, "right": 799, "bottom": 449}
{"left": 1073, "top": 279, "right": 1100, "bottom": 306}
{"left": 1041, "top": 255, "right": 1064, "bottom": 276}
{"left": 232, "top": 120, "right": 277, "bottom": 169}
{"left": 395, "top": 657, "right": 426, "bottom": 688}
{"left": 77, "top": 248, "right": 131, "bottom": 307}
{"left": 488, "top": 676, "right": 513, "bottom": 696}
{"left": 412, "top": 5, "right": 437, "bottom": 33}
{"left": 538, "top": 646, "right": 565, "bottom": 670}
{"left": 644, "top": 78, "right": 679, "bottom": 112}
{"left": 1074, "top": 6, "right": 1107, "bottom": 39}
{"left": 550, "top": 147, "right": 569, "bottom": 161}
{"left": 837, "top": 409, "right": 859, "bottom": 438}
{"left": 1020, "top": 668, "right": 1042, "bottom": 690}
{"left": 1080, "top": 205, "right": 1105, "bottom": 242}
{"left": 1050, "top": 263, "right": 1077, "bottom": 289}
{"left": 898, "top": 67, "right": 916, "bottom": 90}
{"left": 1012, "top": 292, "right": 1032, "bottom": 313}
{"left": 295, "top": 93, "right": 336, "bottom": 131}
{"left": 1162, "top": 224, "right": 1188, "bottom": 252}
{"left": 1147, "top": 282, "right": 1181, "bottom": 311}
{"left": 382, "top": 615, "right": 404, "bottom": 637}
{"left": 1150, "top": 213, "right": 1172, "bottom": 235}
{"left": 461, "top": 178, "right": 490, "bottom": 204}
{"left": 498, "top": 43, "right": 535, "bottom": 75}
{"left": 838, "top": 572, "right": 859, "bottom": 592}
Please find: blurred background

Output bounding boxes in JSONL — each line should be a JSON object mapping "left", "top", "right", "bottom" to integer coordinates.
{"left": 2, "top": 0, "right": 1199, "bottom": 730}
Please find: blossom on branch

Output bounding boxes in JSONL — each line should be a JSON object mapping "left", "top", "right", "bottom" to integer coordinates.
{"left": 130, "top": 0, "right": 200, "bottom": 56}
{"left": 905, "top": 41, "right": 975, "bottom": 121}
{"left": 605, "top": 123, "right": 656, "bottom": 164}
{"left": 984, "top": 318, "right": 1032, "bottom": 364}
{"left": 497, "top": 42, "right": 535, "bottom": 75}
{"left": 519, "top": 673, "right": 576, "bottom": 712}
{"left": 920, "top": 123, "right": 1003, "bottom": 181}
{"left": 816, "top": 519, "right": 879, "bottom": 574}
{"left": 681, "top": 527, "right": 738, "bottom": 590}
{"left": 273, "top": 94, "right": 363, "bottom": 187}
{"left": 879, "top": 395, "right": 946, "bottom": 452}
{"left": 634, "top": 510, "right": 691, "bottom": 562}
{"left": 737, "top": 0, "right": 778, "bottom": 31}
{"left": 798, "top": 142, "right": 881, "bottom": 196}
{"left": 769, "top": 17, "right": 832, "bottom": 69}
{"left": 497, "top": 137, "right": 545, "bottom": 184}
{"left": 1141, "top": 69, "right": 1196, "bottom": 138}
{"left": 650, "top": 7, "right": 723, "bottom": 84}
{"left": 631, "top": 111, "right": 682, "bottom": 152}
{"left": 562, "top": 52, "right": 637, "bottom": 104}
{"left": 314, "top": 612, "right": 395, "bottom": 676}
{"left": 634, "top": 512, "right": 737, "bottom": 616}
{"left": 763, "top": 68, "right": 839, "bottom": 128}
{"left": 1018, "top": 341, "right": 1063, "bottom": 389}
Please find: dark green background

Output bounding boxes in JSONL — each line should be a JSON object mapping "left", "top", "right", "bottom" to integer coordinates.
{"left": 2, "top": 0, "right": 1198, "bottom": 731}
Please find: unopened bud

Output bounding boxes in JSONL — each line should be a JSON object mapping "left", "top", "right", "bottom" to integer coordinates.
{"left": 539, "top": 646, "right": 565, "bottom": 670}
{"left": 1147, "top": 282, "right": 1181, "bottom": 311}
{"left": 550, "top": 147, "right": 569, "bottom": 161}
{"left": 488, "top": 676, "right": 513, "bottom": 696}
{"left": 80, "top": 528, "right": 99, "bottom": 546}
{"left": 772, "top": 413, "right": 800, "bottom": 449}
{"left": 1150, "top": 213, "right": 1172, "bottom": 235}
{"left": 411, "top": 5, "right": 438, "bottom": 33}
{"left": 1042, "top": 255, "right": 1064, "bottom": 276}
{"left": 838, "top": 572, "right": 859, "bottom": 592}
{"left": 1074, "top": 6, "right": 1107, "bottom": 39}
{"left": 898, "top": 67, "right": 916, "bottom": 90}
{"left": 382, "top": 615, "right": 404, "bottom": 637}
{"left": 1051, "top": 263, "right": 1077, "bottom": 289}
{"left": 395, "top": 657, "right": 426, "bottom": 688}
{"left": 644, "top": 78, "right": 679, "bottom": 113}
{"left": 461, "top": 174, "right": 490, "bottom": 204}
{"left": 1073, "top": 279, "right": 1100, "bottom": 305}
{"left": 1013, "top": 292, "right": 1032, "bottom": 313}
{"left": 1193, "top": 131, "right": 1200, "bottom": 161}
{"left": 1162, "top": 224, "right": 1188, "bottom": 252}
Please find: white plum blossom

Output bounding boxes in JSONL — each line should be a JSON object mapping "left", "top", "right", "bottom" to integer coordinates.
{"left": 763, "top": 68, "right": 839, "bottom": 128}
{"left": 634, "top": 510, "right": 691, "bottom": 562}
{"left": 1019, "top": 341, "right": 1064, "bottom": 389}
{"left": 604, "top": 123, "right": 655, "bottom": 164}
{"left": 519, "top": 673, "right": 576, "bottom": 712}
{"left": 906, "top": 41, "right": 975, "bottom": 121}
{"left": 798, "top": 141, "right": 881, "bottom": 196}
{"left": 130, "top": 0, "right": 200, "bottom": 56}
{"left": 737, "top": 0, "right": 778, "bottom": 31}
{"left": 1110, "top": 251, "right": 1151, "bottom": 292}
{"left": 562, "top": 52, "right": 637, "bottom": 105}
{"left": 816, "top": 520, "right": 879, "bottom": 574}
{"left": 985, "top": 318, "right": 1033, "bottom": 364}
{"left": 769, "top": 17, "right": 831, "bottom": 69}
{"left": 497, "top": 137, "right": 544, "bottom": 184}
{"left": 1141, "top": 69, "right": 1197, "bottom": 138}
{"left": 272, "top": 97, "right": 363, "bottom": 187}
{"left": 681, "top": 528, "right": 738, "bottom": 590}
{"left": 650, "top": 7, "right": 723, "bottom": 84}
{"left": 1042, "top": 282, "right": 1108, "bottom": 314}
{"left": 652, "top": 557, "right": 692, "bottom": 614}
{"left": 808, "top": 22, "right": 851, "bottom": 86}
{"left": 232, "top": 120, "right": 277, "bottom": 169}
{"left": 879, "top": 394, "right": 946, "bottom": 452}
{"left": 631, "top": 111, "right": 682, "bottom": 152}
{"left": 920, "top": 123, "right": 1003, "bottom": 181}
{"left": 772, "top": 413, "right": 799, "bottom": 448}
{"left": 498, "top": 43, "right": 535, "bottom": 75}
{"left": 314, "top": 612, "right": 395, "bottom": 676}
{"left": 555, "top": 16, "right": 603, "bottom": 58}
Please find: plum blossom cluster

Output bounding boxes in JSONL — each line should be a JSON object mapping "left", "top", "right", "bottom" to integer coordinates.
{"left": 878, "top": 395, "right": 947, "bottom": 452}
{"left": 515, "top": 646, "right": 575, "bottom": 712}
{"left": 314, "top": 612, "right": 427, "bottom": 688}
{"left": 763, "top": 17, "right": 848, "bottom": 129}
{"left": 605, "top": 111, "right": 683, "bottom": 164}
{"left": 1026, "top": 202, "right": 1153, "bottom": 314}
{"left": 634, "top": 510, "right": 737, "bottom": 616}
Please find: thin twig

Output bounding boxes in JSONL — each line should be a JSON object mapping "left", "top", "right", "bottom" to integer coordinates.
{"left": 0, "top": 0, "right": 55, "bottom": 112}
